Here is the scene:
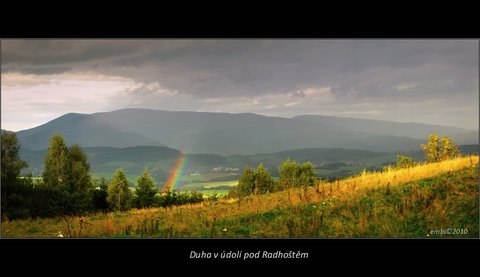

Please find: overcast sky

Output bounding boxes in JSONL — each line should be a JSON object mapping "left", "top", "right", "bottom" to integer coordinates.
{"left": 1, "top": 39, "right": 478, "bottom": 131}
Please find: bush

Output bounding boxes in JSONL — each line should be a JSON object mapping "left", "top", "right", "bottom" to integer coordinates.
{"left": 396, "top": 155, "right": 416, "bottom": 169}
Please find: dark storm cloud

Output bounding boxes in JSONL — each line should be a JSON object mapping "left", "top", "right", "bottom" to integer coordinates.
{"left": 3, "top": 39, "right": 477, "bottom": 98}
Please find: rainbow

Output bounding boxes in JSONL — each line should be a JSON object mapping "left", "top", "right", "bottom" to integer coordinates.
{"left": 165, "top": 152, "right": 188, "bottom": 192}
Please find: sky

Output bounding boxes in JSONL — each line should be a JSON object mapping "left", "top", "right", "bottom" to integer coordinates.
{"left": 1, "top": 39, "right": 478, "bottom": 131}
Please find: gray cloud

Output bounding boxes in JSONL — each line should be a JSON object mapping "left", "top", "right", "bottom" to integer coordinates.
{"left": 2, "top": 39, "right": 478, "bottom": 130}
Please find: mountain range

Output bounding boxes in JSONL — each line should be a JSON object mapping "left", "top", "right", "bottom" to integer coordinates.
{"left": 15, "top": 109, "right": 478, "bottom": 155}
{"left": 11, "top": 108, "right": 478, "bottom": 182}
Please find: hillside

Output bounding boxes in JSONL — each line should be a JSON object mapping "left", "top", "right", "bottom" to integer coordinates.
{"left": 3, "top": 156, "right": 478, "bottom": 238}
{"left": 17, "top": 109, "right": 478, "bottom": 154}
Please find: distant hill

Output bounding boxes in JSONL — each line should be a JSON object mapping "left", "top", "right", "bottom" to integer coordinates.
{"left": 20, "top": 144, "right": 478, "bottom": 182}
{"left": 293, "top": 115, "right": 478, "bottom": 144}
{"left": 16, "top": 109, "right": 477, "bottom": 155}
{"left": 16, "top": 112, "right": 163, "bottom": 150}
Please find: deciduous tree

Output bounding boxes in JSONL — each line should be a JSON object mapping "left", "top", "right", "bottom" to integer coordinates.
{"left": 43, "top": 134, "right": 70, "bottom": 189}
{"left": 421, "top": 133, "right": 460, "bottom": 162}
{"left": 396, "top": 155, "right": 415, "bottom": 168}
{"left": 107, "top": 168, "right": 133, "bottom": 211}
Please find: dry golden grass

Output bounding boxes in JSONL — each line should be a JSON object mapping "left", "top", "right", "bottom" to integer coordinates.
{"left": 2, "top": 155, "right": 478, "bottom": 238}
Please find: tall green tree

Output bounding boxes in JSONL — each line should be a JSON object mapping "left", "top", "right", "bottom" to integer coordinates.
{"left": 1, "top": 131, "right": 28, "bottom": 186}
{"left": 107, "top": 168, "right": 132, "bottom": 211}
{"left": 135, "top": 168, "right": 157, "bottom": 208}
{"left": 1, "top": 131, "right": 29, "bottom": 219}
{"left": 43, "top": 134, "right": 70, "bottom": 189}
{"left": 67, "top": 144, "right": 93, "bottom": 213}
{"left": 43, "top": 134, "right": 93, "bottom": 215}
{"left": 68, "top": 144, "right": 92, "bottom": 193}
{"left": 421, "top": 133, "right": 460, "bottom": 162}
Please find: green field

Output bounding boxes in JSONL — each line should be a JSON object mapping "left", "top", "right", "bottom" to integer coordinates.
{"left": 200, "top": 189, "right": 230, "bottom": 197}
{"left": 180, "top": 180, "right": 237, "bottom": 190}
{"left": 202, "top": 180, "right": 238, "bottom": 188}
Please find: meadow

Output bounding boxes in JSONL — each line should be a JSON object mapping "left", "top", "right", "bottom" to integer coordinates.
{"left": 2, "top": 155, "right": 478, "bottom": 238}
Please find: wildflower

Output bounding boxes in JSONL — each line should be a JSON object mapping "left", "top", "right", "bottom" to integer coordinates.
{"left": 56, "top": 231, "right": 64, "bottom": 238}
{"left": 222, "top": 228, "right": 227, "bottom": 232}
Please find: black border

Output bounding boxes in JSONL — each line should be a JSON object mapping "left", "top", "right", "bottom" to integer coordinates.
{"left": 1, "top": 238, "right": 479, "bottom": 267}
{"left": 1, "top": 9, "right": 479, "bottom": 39}
{"left": 2, "top": 11, "right": 478, "bottom": 268}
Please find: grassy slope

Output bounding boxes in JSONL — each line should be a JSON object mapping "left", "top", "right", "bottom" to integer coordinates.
{"left": 2, "top": 156, "right": 478, "bottom": 238}
{"left": 218, "top": 165, "right": 479, "bottom": 237}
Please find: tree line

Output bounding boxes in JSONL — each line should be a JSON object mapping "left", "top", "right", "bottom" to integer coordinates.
{"left": 229, "top": 160, "right": 317, "bottom": 197}
{"left": 1, "top": 132, "right": 203, "bottom": 220}
{"left": 1, "top": 131, "right": 462, "bottom": 220}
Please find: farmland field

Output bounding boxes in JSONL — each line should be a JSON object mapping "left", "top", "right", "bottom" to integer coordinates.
{"left": 180, "top": 180, "right": 238, "bottom": 190}
{"left": 179, "top": 180, "right": 238, "bottom": 196}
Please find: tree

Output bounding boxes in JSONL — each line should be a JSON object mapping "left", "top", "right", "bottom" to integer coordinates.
{"left": 92, "top": 177, "right": 109, "bottom": 212}
{"left": 68, "top": 144, "right": 92, "bottom": 193}
{"left": 1, "top": 131, "right": 29, "bottom": 219}
{"left": 43, "top": 135, "right": 93, "bottom": 215}
{"left": 236, "top": 165, "right": 255, "bottom": 196}
{"left": 67, "top": 144, "right": 93, "bottom": 213}
{"left": 396, "top": 155, "right": 415, "bottom": 168}
{"left": 254, "top": 163, "right": 274, "bottom": 194}
{"left": 421, "top": 133, "right": 441, "bottom": 162}
{"left": 135, "top": 168, "right": 157, "bottom": 208}
{"left": 421, "top": 133, "right": 460, "bottom": 162}
{"left": 298, "top": 162, "right": 316, "bottom": 187}
{"left": 278, "top": 159, "right": 316, "bottom": 191}
{"left": 43, "top": 134, "right": 70, "bottom": 189}
{"left": 232, "top": 164, "right": 275, "bottom": 197}
{"left": 1, "top": 131, "right": 28, "bottom": 186}
{"left": 278, "top": 159, "right": 299, "bottom": 191}
{"left": 107, "top": 168, "right": 132, "bottom": 211}
{"left": 440, "top": 136, "right": 460, "bottom": 160}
